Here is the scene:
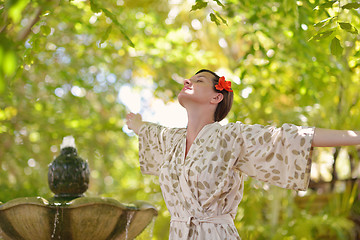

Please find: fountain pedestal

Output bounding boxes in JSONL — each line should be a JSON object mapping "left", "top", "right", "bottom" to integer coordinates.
{"left": 0, "top": 136, "right": 157, "bottom": 240}
{"left": 0, "top": 197, "right": 157, "bottom": 240}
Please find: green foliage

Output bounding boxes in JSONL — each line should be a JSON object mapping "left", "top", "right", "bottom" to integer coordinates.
{"left": 90, "top": 0, "right": 135, "bottom": 47}
{"left": 342, "top": 2, "right": 360, "bottom": 10}
{"left": 191, "top": 0, "right": 228, "bottom": 25}
{"left": 310, "top": 0, "right": 360, "bottom": 57}
{"left": 191, "top": 0, "right": 208, "bottom": 11}
{"left": 236, "top": 181, "right": 357, "bottom": 240}
{"left": 331, "top": 36, "right": 343, "bottom": 56}
{"left": 0, "top": 0, "right": 360, "bottom": 239}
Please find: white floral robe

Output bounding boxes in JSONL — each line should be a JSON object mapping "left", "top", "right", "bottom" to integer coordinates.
{"left": 138, "top": 122, "right": 314, "bottom": 240}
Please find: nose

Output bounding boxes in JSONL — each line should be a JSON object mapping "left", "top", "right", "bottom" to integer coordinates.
{"left": 184, "top": 79, "right": 191, "bottom": 86}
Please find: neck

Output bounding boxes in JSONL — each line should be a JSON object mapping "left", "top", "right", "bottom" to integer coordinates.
{"left": 185, "top": 106, "right": 215, "bottom": 140}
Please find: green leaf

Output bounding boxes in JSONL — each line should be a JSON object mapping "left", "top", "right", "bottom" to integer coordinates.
{"left": 320, "top": 0, "right": 337, "bottom": 8}
{"left": 8, "top": 0, "right": 30, "bottom": 23}
{"left": 213, "top": 0, "right": 225, "bottom": 8}
{"left": 330, "top": 37, "right": 343, "bottom": 56}
{"left": 338, "top": 22, "right": 352, "bottom": 30}
{"left": 40, "top": 25, "right": 51, "bottom": 36}
{"left": 313, "top": 17, "right": 335, "bottom": 29}
{"left": 3, "top": 50, "right": 17, "bottom": 76}
{"left": 308, "top": 30, "right": 334, "bottom": 41}
{"left": 191, "top": 0, "right": 208, "bottom": 11}
{"left": 210, "top": 13, "right": 220, "bottom": 25}
{"left": 313, "top": 17, "right": 337, "bottom": 34}
{"left": 313, "top": 0, "right": 337, "bottom": 10}
{"left": 100, "top": 7, "right": 135, "bottom": 48}
{"left": 214, "top": 11, "right": 228, "bottom": 25}
{"left": 89, "top": 0, "right": 101, "bottom": 13}
{"left": 341, "top": 2, "right": 360, "bottom": 9}
{"left": 100, "top": 25, "right": 112, "bottom": 44}
{"left": 339, "top": 22, "right": 358, "bottom": 34}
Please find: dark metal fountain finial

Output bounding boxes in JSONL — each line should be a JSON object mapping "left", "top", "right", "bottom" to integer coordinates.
{"left": 48, "top": 136, "right": 90, "bottom": 200}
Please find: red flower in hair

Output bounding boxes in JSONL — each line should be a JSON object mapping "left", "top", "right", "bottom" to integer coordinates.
{"left": 215, "top": 76, "right": 233, "bottom": 92}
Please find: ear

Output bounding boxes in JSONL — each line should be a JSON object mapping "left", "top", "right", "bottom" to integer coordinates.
{"left": 210, "top": 93, "right": 224, "bottom": 104}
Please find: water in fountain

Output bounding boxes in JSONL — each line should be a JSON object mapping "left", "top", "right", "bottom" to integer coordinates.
{"left": 51, "top": 207, "right": 60, "bottom": 239}
{"left": 0, "top": 136, "right": 158, "bottom": 240}
{"left": 60, "top": 135, "right": 76, "bottom": 149}
{"left": 50, "top": 202, "right": 65, "bottom": 240}
{"left": 147, "top": 216, "right": 157, "bottom": 239}
{"left": 132, "top": 216, "right": 157, "bottom": 240}
{"left": 125, "top": 211, "right": 135, "bottom": 240}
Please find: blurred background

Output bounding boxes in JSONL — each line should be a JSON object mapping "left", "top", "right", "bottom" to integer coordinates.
{"left": 1, "top": 0, "right": 360, "bottom": 239}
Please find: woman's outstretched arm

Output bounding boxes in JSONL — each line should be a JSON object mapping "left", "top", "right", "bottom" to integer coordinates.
{"left": 126, "top": 112, "right": 144, "bottom": 135}
{"left": 312, "top": 128, "right": 360, "bottom": 147}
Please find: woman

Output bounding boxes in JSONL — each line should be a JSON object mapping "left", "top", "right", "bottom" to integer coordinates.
{"left": 126, "top": 69, "right": 360, "bottom": 240}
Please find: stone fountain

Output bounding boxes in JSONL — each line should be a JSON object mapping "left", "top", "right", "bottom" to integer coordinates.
{"left": 0, "top": 136, "right": 157, "bottom": 240}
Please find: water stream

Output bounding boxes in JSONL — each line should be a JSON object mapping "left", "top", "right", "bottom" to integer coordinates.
{"left": 147, "top": 216, "right": 157, "bottom": 239}
{"left": 125, "top": 211, "right": 135, "bottom": 240}
{"left": 51, "top": 207, "right": 60, "bottom": 239}
{"left": 0, "top": 135, "right": 158, "bottom": 240}
{"left": 51, "top": 203, "right": 63, "bottom": 239}
{"left": 133, "top": 216, "right": 156, "bottom": 240}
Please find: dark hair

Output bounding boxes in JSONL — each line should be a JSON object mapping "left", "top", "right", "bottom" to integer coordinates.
{"left": 195, "top": 69, "right": 233, "bottom": 122}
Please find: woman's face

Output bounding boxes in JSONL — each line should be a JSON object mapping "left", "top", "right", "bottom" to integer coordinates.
{"left": 178, "top": 71, "right": 219, "bottom": 108}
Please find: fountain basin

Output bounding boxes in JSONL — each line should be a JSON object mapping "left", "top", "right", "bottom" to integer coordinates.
{"left": 0, "top": 196, "right": 157, "bottom": 240}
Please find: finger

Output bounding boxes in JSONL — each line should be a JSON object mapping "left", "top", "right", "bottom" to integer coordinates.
{"left": 125, "top": 115, "right": 132, "bottom": 124}
{"left": 126, "top": 120, "right": 132, "bottom": 128}
{"left": 126, "top": 113, "right": 134, "bottom": 120}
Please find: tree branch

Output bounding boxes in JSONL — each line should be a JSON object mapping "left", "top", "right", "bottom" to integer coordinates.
{"left": 16, "top": 7, "right": 42, "bottom": 42}
{"left": 0, "top": 17, "right": 9, "bottom": 34}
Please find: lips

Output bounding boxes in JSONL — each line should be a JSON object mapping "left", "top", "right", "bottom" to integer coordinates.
{"left": 182, "top": 86, "right": 192, "bottom": 91}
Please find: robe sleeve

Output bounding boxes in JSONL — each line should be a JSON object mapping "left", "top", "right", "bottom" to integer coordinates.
{"left": 233, "top": 122, "right": 314, "bottom": 191}
{"left": 138, "top": 122, "right": 173, "bottom": 176}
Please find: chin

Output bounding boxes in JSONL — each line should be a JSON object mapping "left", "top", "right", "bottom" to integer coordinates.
{"left": 177, "top": 93, "right": 186, "bottom": 108}
{"left": 178, "top": 92, "right": 193, "bottom": 108}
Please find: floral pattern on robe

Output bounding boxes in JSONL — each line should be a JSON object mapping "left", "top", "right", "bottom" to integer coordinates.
{"left": 138, "top": 121, "right": 314, "bottom": 240}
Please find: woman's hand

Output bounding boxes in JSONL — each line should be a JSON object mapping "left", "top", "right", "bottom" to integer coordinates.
{"left": 126, "top": 112, "right": 144, "bottom": 135}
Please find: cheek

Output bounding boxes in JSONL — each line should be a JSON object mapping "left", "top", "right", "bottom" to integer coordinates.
{"left": 200, "top": 86, "right": 217, "bottom": 98}
{"left": 197, "top": 85, "right": 214, "bottom": 93}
